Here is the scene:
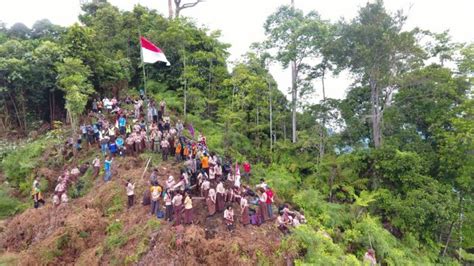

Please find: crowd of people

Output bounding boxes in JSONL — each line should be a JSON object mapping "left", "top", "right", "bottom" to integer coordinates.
{"left": 36, "top": 94, "right": 306, "bottom": 235}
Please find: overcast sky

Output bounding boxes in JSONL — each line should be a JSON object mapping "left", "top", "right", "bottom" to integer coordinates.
{"left": 1, "top": 0, "right": 473, "bottom": 101}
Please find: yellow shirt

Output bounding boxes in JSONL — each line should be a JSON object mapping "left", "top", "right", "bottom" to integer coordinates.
{"left": 184, "top": 196, "right": 193, "bottom": 209}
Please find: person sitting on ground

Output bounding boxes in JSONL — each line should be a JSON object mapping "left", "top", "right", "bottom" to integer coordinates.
{"left": 364, "top": 249, "right": 377, "bottom": 266}
{"left": 79, "top": 162, "right": 90, "bottom": 176}
{"left": 277, "top": 212, "right": 291, "bottom": 235}
{"left": 224, "top": 206, "right": 235, "bottom": 232}
{"left": 70, "top": 166, "right": 80, "bottom": 181}
{"left": 126, "top": 179, "right": 135, "bottom": 209}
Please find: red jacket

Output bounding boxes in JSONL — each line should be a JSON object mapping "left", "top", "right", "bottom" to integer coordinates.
{"left": 243, "top": 163, "right": 251, "bottom": 173}
{"left": 266, "top": 189, "right": 274, "bottom": 204}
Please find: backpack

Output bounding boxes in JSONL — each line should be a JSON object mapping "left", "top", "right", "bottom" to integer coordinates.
{"left": 156, "top": 210, "right": 165, "bottom": 219}
{"left": 250, "top": 214, "right": 261, "bottom": 226}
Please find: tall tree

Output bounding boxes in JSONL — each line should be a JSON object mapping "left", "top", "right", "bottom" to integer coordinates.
{"left": 264, "top": 6, "right": 328, "bottom": 143}
{"left": 331, "top": 0, "right": 423, "bottom": 147}
{"left": 56, "top": 57, "right": 94, "bottom": 151}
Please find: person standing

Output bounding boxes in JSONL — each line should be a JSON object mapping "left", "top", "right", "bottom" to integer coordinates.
{"left": 104, "top": 156, "right": 113, "bottom": 182}
{"left": 118, "top": 115, "right": 126, "bottom": 135}
{"left": 224, "top": 206, "right": 235, "bottom": 232}
{"left": 206, "top": 188, "right": 216, "bottom": 216}
{"left": 265, "top": 186, "right": 275, "bottom": 219}
{"left": 243, "top": 161, "right": 251, "bottom": 184}
{"left": 161, "top": 138, "right": 170, "bottom": 161}
{"left": 92, "top": 156, "right": 100, "bottom": 178}
{"left": 258, "top": 188, "right": 269, "bottom": 222}
{"left": 183, "top": 192, "right": 194, "bottom": 225}
{"left": 240, "top": 197, "right": 250, "bottom": 226}
{"left": 172, "top": 192, "right": 183, "bottom": 226}
{"left": 201, "top": 153, "right": 209, "bottom": 176}
{"left": 216, "top": 181, "right": 226, "bottom": 212}
{"left": 164, "top": 189, "right": 173, "bottom": 222}
{"left": 200, "top": 178, "right": 210, "bottom": 199}
{"left": 126, "top": 180, "right": 135, "bottom": 209}
{"left": 150, "top": 182, "right": 162, "bottom": 216}
{"left": 32, "top": 177, "right": 45, "bottom": 209}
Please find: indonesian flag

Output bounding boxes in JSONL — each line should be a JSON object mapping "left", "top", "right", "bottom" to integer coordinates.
{"left": 140, "top": 36, "right": 170, "bottom": 66}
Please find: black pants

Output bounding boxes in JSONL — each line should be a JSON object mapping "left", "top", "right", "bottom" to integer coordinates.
{"left": 165, "top": 204, "right": 173, "bottom": 221}
{"left": 128, "top": 195, "right": 134, "bottom": 208}
{"left": 162, "top": 147, "right": 169, "bottom": 161}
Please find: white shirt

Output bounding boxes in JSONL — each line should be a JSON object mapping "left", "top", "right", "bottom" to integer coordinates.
{"left": 201, "top": 180, "right": 210, "bottom": 190}
{"left": 224, "top": 209, "right": 234, "bottom": 221}
{"left": 216, "top": 183, "right": 225, "bottom": 194}
{"left": 126, "top": 183, "right": 135, "bottom": 196}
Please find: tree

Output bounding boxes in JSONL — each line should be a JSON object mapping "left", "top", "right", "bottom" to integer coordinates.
{"left": 331, "top": 0, "right": 423, "bottom": 148}
{"left": 8, "top": 23, "right": 30, "bottom": 39}
{"left": 56, "top": 57, "right": 94, "bottom": 151}
{"left": 264, "top": 6, "right": 328, "bottom": 143}
{"left": 173, "top": 0, "right": 204, "bottom": 18}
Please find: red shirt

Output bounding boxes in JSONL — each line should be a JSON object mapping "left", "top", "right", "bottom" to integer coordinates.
{"left": 266, "top": 189, "right": 274, "bottom": 204}
{"left": 243, "top": 163, "right": 251, "bottom": 173}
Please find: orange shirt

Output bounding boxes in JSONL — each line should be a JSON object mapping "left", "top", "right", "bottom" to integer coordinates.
{"left": 176, "top": 143, "right": 182, "bottom": 154}
{"left": 202, "top": 156, "right": 209, "bottom": 169}
{"left": 183, "top": 146, "right": 189, "bottom": 156}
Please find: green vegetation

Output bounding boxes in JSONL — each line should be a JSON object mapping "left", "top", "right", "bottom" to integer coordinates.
{"left": 0, "top": 0, "right": 472, "bottom": 264}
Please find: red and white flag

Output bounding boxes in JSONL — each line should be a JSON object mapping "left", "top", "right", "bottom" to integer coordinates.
{"left": 140, "top": 36, "right": 170, "bottom": 66}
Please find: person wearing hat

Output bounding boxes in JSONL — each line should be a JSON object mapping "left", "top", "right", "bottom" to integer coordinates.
{"left": 166, "top": 176, "right": 176, "bottom": 191}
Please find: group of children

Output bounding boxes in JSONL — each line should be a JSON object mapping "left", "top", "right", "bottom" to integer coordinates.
{"left": 38, "top": 93, "right": 306, "bottom": 236}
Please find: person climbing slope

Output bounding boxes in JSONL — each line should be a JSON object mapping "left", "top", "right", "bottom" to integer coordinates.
{"left": 104, "top": 156, "right": 113, "bottom": 182}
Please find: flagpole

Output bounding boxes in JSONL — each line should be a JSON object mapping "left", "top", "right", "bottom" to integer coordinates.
{"left": 139, "top": 32, "right": 150, "bottom": 140}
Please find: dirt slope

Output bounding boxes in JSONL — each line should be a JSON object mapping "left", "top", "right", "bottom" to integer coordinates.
{"left": 0, "top": 154, "right": 285, "bottom": 265}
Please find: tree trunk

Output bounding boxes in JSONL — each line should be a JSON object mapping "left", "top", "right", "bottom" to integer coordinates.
{"left": 183, "top": 50, "right": 187, "bottom": 118}
{"left": 291, "top": 61, "right": 297, "bottom": 143}
{"left": 8, "top": 91, "right": 23, "bottom": 131}
{"left": 168, "top": 0, "right": 174, "bottom": 19}
{"left": 319, "top": 70, "right": 326, "bottom": 162}
{"left": 370, "top": 78, "right": 382, "bottom": 148}
{"left": 442, "top": 220, "right": 456, "bottom": 256}
{"left": 328, "top": 165, "right": 336, "bottom": 202}
{"left": 269, "top": 79, "right": 273, "bottom": 152}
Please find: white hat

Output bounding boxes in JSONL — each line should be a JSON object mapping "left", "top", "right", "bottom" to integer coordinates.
{"left": 168, "top": 176, "right": 174, "bottom": 182}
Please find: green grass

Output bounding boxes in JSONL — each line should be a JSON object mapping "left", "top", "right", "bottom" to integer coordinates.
{"left": 0, "top": 184, "right": 28, "bottom": 219}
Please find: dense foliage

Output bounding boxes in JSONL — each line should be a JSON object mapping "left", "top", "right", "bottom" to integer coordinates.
{"left": 0, "top": 0, "right": 472, "bottom": 264}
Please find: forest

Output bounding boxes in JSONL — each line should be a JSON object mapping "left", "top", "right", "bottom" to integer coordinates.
{"left": 0, "top": 0, "right": 473, "bottom": 264}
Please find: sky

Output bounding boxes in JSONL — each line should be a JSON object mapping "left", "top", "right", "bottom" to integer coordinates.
{"left": 1, "top": 0, "right": 473, "bottom": 102}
